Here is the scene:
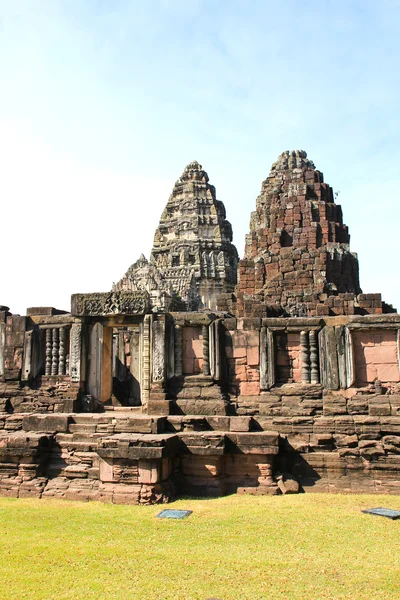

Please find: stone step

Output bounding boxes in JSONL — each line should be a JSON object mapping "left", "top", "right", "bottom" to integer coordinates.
{"left": 173, "top": 398, "right": 228, "bottom": 416}
{"left": 104, "top": 406, "right": 143, "bottom": 412}
{"left": 67, "top": 415, "right": 167, "bottom": 435}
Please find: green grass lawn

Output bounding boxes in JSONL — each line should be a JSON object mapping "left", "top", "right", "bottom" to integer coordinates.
{"left": 0, "top": 494, "right": 399, "bottom": 600}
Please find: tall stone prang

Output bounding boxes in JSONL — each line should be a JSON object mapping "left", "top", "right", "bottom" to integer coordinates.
{"left": 228, "top": 150, "right": 390, "bottom": 317}
{"left": 114, "top": 161, "right": 239, "bottom": 311}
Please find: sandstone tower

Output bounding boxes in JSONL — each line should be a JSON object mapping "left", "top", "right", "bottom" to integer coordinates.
{"left": 224, "top": 150, "right": 389, "bottom": 317}
{"left": 114, "top": 161, "right": 239, "bottom": 311}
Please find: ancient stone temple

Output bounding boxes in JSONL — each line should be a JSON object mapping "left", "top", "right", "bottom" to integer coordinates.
{"left": 113, "top": 161, "right": 239, "bottom": 311}
{"left": 222, "top": 150, "right": 390, "bottom": 318}
{"left": 1, "top": 151, "right": 400, "bottom": 504}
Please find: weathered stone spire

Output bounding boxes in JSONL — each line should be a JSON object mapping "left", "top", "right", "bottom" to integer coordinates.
{"left": 114, "top": 161, "right": 238, "bottom": 311}
{"left": 228, "top": 150, "right": 387, "bottom": 317}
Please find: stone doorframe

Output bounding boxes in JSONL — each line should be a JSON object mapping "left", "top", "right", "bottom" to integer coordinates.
{"left": 86, "top": 315, "right": 151, "bottom": 407}
{"left": 260, "top": 317, "right": 323, "bottom": 391}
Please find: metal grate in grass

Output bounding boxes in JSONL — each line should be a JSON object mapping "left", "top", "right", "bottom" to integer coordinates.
{"left": 362, "top": 507, "right": 400, "bottom": 520}
{"left": 156, "top": 509, "right": 192, "bottom": 519}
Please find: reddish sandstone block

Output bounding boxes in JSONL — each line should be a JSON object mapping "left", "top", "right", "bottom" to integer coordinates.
{"left": 246, "top": 368, "right": 260, "bottom": 382}
{"left": 191, "top": 339, "right": 203, "bottom": 356}
{"left": 233, "top": 365, "right": 246, "bottom": 381}
{"left": 233, "top": 346, "right": 246, "bottom": 358}
{"left": 247, "top": 346, "right": 259, "bottom": 366}
{"left": 377, "top": 364, "right": 400, "bottom": 383}
{"left": 364, "top": 345, "right": 397, "bottom": 364}
{"left": 240, "top": 382, "right": 260, "bottom": 396}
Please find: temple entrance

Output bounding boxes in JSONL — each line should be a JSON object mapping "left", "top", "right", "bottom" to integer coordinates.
{"left": 112, "top": 326, "right": 141, "bottom": 405}
{"left": 87, "top": 322, "right": 143, "bottom": 406}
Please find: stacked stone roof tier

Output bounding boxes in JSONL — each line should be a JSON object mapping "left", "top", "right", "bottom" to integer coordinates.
{"left": 114, "top": 161, "right": 239, "bottom": 311}
{"left": 223, "top": 150, "right": 394, "bottom": 318}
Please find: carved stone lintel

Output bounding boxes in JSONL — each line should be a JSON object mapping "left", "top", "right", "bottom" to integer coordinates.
{"left": 300, "top": 330, "right": 310, "bottom": 383}
{"left": 51, "top": 328, "right": 59, "bottom": 376}
{"left": 174, "top": 325, "right": 183, "bottom": 377}
{"left": 202, "top": 325, "right": 210, "bottom": 376}
{"left": 71, "top": 291, "right": 150, "bottom": 317}
{"left": 309, "top": 330, "right": 319, "bottom": 383}
{"left": 45, "top": 328, "right": 52, "bottom": 376}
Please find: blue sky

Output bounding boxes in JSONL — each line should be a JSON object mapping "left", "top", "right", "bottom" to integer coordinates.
{"left": 1, "top": 0, "right": 399, "bottom": 314}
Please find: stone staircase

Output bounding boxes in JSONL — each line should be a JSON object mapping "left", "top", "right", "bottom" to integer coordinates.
{"left": 0, "top": 412, "right": 280, "bottom": 504}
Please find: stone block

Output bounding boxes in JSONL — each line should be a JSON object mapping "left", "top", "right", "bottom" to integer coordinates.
{"left": 276, "top": 474, "right": 300, "bottom": 494}
{"left": 229, "top": 417, "right": 251, "bottom": 432}
{"left": 22, "top": 414, "right": 69, "bottom": 433}
{"left": 138, "top": 459, "right": 161, "bottom": 484}
{"left": 147, "top": 400, "right": 171, "bottom": 415}
{"left": 173, "top": 399, "right": 227, "bottom": 416}
{"left": 369, "top": 397, "right": 391, "bottom": 416}
{"left": 233, "top": 346, "right": 246, "bottom": 358}
{"left": 246, "top": 346, "right": 259, "bottom": 366}
{"left": 239, "top": 382, "right": 260, "bottom": 396}
{"left": 323, "top": 396, "right": 347, "bottom": 416}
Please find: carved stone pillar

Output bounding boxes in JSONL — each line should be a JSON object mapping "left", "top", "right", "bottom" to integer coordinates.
{"left": 152, "top": 320, "right": 165, "bottom": 383}
{"left": 319, "top": 326, "right": 339, "bottom": 390}
{"left": 70, "top": 323, "right": 82, "bottom": 383}
{"left": 51, "top": 328, "right": 59, "bottom": 376}
{"left": 142, "top": 314, "right": 152, "bottom": 407}
{"left": 260, "top": 327, "right": 275, "bottom": 390}
{"left": 209, "top": 319, "right": 221, "bottom": 381}
{"left": 58, "top": 326, "right": 66, "bottom": 375}
{"left": 202, "top": 325, "right": 210, "bottom": 376}
{"left": 300, "top": 330, "right": 310, "bottom": 383}
{"left": 344, "top": 327, "right": 355, "bottom": 388}
{"left": 309, "top": 330, "right": 319, "bottom": 383}
{"left": 174, "top": 324, "right": 183, "bottom": 377}
{"left": 45, "top": 328, "right": 52, "bottom": 376}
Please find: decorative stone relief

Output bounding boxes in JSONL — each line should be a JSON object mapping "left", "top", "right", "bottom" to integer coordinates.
{"left": 70, "top": 323, "right": 82, "bottom": 383}
{"left": 152, "top": 321, "right": 165, "bottom": 383}
{"left": 71, "top": 291, "right": 150, "bottom": 317}
{"left": 202, "top": 325, "right": 210, "bottom": 376}
{"left": 141, "top": 314, "right": 152, "bottom": 407}
{"left": 174, "top": 325, "right": 183, "bottom": 377}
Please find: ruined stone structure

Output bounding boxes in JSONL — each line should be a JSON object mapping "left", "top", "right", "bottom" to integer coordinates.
{"left": 1, "top": 152, "right": 400, "bottom": 504}
{"left": 221, "top": 150, "right": 391, "bottom": 318}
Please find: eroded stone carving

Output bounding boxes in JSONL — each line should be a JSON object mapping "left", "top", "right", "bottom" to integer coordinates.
{"left": 70, "top": 323, "right": 82, "bottom": 383}
{"left": 71, "top": 292, "right": 150, "bottom": 317}
{"left": 152, "top": 321, "right": 165, "bottom": 383}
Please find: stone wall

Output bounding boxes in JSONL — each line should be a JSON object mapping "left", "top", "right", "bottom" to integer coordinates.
{"left": 0, "top": 308, "right": 84, "bottom": 413}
